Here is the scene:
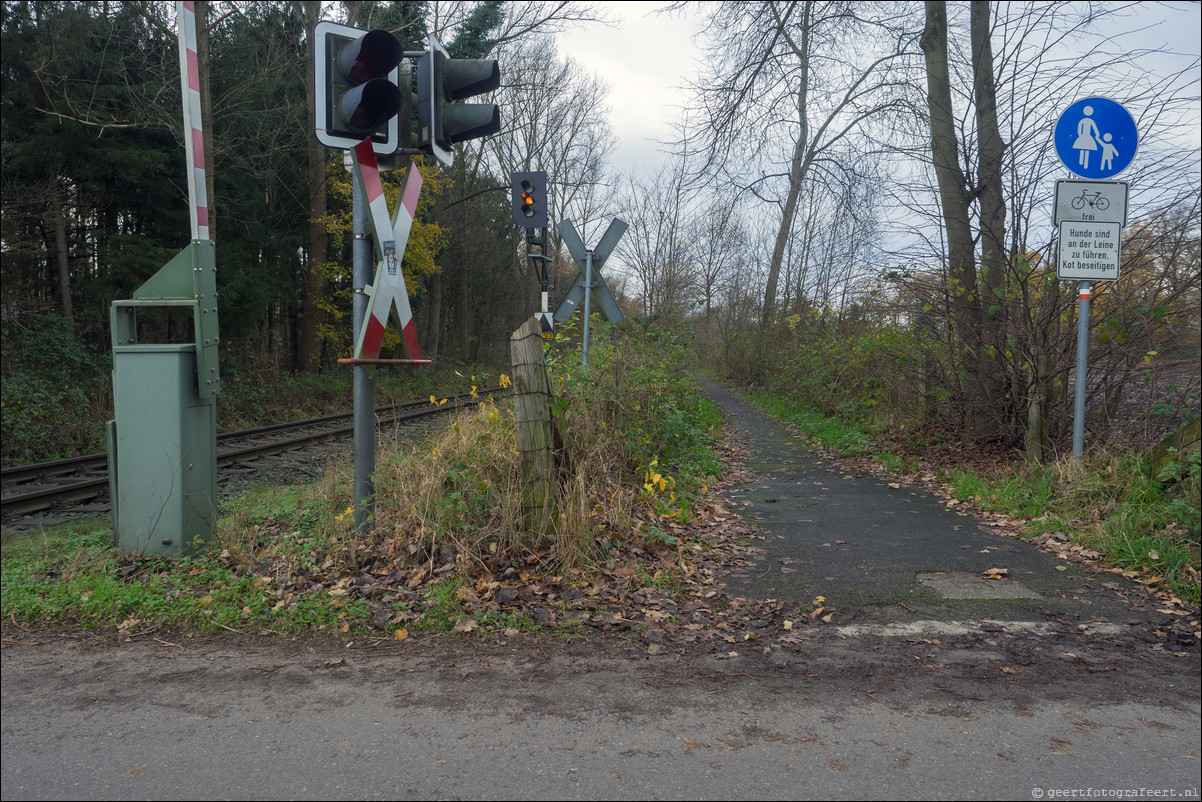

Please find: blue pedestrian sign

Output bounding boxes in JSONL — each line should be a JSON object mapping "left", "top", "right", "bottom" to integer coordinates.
{"left": 1054, "top": 97, "right": 1138, "bottom": 179}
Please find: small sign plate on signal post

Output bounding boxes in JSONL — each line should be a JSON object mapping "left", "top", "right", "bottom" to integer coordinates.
{"left": 1057, "top": 220, "right": 1121, "bottom": 282}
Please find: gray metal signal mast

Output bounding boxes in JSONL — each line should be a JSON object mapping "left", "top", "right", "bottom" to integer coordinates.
{"left": 313, "top": 21, "right": 501, "bottom": 533}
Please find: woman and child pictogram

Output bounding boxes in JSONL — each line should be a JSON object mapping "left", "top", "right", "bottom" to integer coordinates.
{"left": 1073, "top": 106, "right": 1121, "bottom": 172}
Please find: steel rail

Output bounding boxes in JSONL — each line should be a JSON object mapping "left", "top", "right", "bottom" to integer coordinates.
{"left": 2, "top": 388, "right": 506, "bottom": 518}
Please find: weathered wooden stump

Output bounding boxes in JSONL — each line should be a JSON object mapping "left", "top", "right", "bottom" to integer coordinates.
{"left": 1148, "top": 417, "right": 1201, "bottom": 482}
{"left": 510, "top": 317, "right": 555, "bottom": 533}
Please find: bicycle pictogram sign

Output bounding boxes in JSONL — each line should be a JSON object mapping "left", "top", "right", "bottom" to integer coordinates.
{"left": 1071, "top": 190, "right": 1110, "bottom": 211}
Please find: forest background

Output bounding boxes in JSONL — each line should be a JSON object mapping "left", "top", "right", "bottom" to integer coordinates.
{"left": 1, "top": 0, "right": 1198, "bottom": 474}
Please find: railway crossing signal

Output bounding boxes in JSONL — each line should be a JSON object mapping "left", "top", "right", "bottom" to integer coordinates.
{"left": 313, "top": 21, "right": 405, "bottom": 155}
{"left": 417, "top": 35, "right": 501, "bottom": 167}
{"left": 511, "top": 171, "right": 547, "bottom": 229}
{"left": 554, "top": 218, "right": 627, "bottom": 326}
{"left": 314, "top": 27, "right": 501, "bottom": 166}
{"left": 554, "top": 217, "right": 627, "bottom": 367}
{"left": 349, "top": 140, "right": 425, "bottom": 364}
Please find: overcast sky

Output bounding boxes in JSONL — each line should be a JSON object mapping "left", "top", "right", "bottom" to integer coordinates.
{"left": 556, "top": 1, "right": 1202, "bottom": 180}
{"left": 556, "top": 1, "right": 705, "bottom": 178}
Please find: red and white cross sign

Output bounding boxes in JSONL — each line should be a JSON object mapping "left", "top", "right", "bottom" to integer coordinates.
{"left": 350, "top": 140, "right": 423, "bottom": 363}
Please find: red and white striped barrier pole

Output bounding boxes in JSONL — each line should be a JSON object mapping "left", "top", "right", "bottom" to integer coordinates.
{"left": 177, "top": 1, "right": 209, "bottom": 241}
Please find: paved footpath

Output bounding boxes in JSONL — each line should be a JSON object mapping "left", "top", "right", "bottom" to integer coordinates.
{"left": 1, "top": 381, "right": 1198, "bottom": 801}
{"left": 697, "top": 377, "right": 1166, "bottom": 629}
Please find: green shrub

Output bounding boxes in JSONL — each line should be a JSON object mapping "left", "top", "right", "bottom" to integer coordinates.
{"left": 1, "top": 314, "right": 111, "bottom": 462}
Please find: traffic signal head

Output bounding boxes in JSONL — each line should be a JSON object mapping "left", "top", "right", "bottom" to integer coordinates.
{"left": 417, "top": 36, "right": 501, "bottom": 167}
{"left": 314, "top": 21, "right": 405, "bottom": 154}
{"left": 511, "top": 171, "right": 548, "bottom": 229}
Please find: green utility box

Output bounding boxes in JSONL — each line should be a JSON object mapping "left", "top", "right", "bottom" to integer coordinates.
{"left": 107, "top": 241, "right": 220, "bottom": 558}
{"left": 108, "top": 342, "right": 216, "bottom": 557}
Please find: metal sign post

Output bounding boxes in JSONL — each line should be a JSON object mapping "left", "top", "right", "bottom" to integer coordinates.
{"left": 1052, "top": 97, "right": 1138, "bottom": 459}
{"left": 1072, "top": 283, "right": 1092, "bottom": 460}
{"left": 351, "top": 168, "right": 374, "bottom": 534}
{"left": 582, "top": 249, "right": 594, "bottom": 366}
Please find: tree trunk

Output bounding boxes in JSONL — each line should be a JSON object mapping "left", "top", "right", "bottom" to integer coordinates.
{"left": 971, "top": 0, "right": 1007, "bottom": 439}
{"left": 51, "top": 179, "right": 74, "bottom": 330}
{"left": 458, "top": 264, "right": 470, "bottom": 359}
{"left": 425, "top": 272, "right": 442, "bottom": 360}
{"left": 764, "top": 133, "right": 808, "bottom": 335}
{"left": 1024, "top": 349, "right": 1050, "bottom": 463}
{"left": 761, "top": 1, "right": 812, "bottom": 339}
{"left": 922, "top": 0, "right": 980, "bottom": 440}
{"left": 297, "top": 0, "right": 327, "bottom": 372}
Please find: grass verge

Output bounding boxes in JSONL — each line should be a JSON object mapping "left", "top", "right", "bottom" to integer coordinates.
{"left": 2, "top": 323, "right": 723, "bottom": 638}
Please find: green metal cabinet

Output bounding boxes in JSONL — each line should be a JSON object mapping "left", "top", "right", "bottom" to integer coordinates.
{"left": 107, "top": 241, "right": 220, "bottom": 558}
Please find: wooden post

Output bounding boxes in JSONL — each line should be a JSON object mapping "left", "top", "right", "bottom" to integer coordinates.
{"left": 510, "top": 317, "right": 555, "bottom": 533}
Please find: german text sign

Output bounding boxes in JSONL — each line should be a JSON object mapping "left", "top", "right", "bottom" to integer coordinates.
{"left": 1057, "top": 221, "right": 1121, "bottom": 282}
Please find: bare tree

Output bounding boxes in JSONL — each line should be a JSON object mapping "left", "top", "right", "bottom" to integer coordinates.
{"left": 487, "top": 34, "right": 617, "bottom": 238}
{"left": 890, "top": 1, "right": 1199, "bottom": 455}
{"left": 681, "top": 0, "right": 914, "bottom": 345}
{"left": 615, "top": 158, "right": 695, "bottom": 321}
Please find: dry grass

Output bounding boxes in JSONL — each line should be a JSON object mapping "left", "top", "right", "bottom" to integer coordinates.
{"left": 365, "top": 399, "right": 641, "bottom": 573}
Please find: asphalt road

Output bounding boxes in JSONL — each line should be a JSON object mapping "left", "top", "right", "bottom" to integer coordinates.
{"left": 1, "top": 380, "right": 1198, "bottom": 801}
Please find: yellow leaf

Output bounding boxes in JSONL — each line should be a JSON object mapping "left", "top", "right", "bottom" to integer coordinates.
{"left": 393, "top": 628, "right": 409, "bottom": 641}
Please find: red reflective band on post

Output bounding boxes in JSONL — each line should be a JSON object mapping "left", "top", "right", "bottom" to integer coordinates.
{"left": 1080, "top": 290, "right": 1091, "bottom": 300}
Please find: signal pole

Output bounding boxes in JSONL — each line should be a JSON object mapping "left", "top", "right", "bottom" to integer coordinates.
{"left": 351, "top": 165, "right": 375, "bottom": 532}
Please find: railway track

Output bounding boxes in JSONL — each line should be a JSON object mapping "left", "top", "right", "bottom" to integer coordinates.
{"left": 1, "top": 389, "right": 505, "bottom": 524}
